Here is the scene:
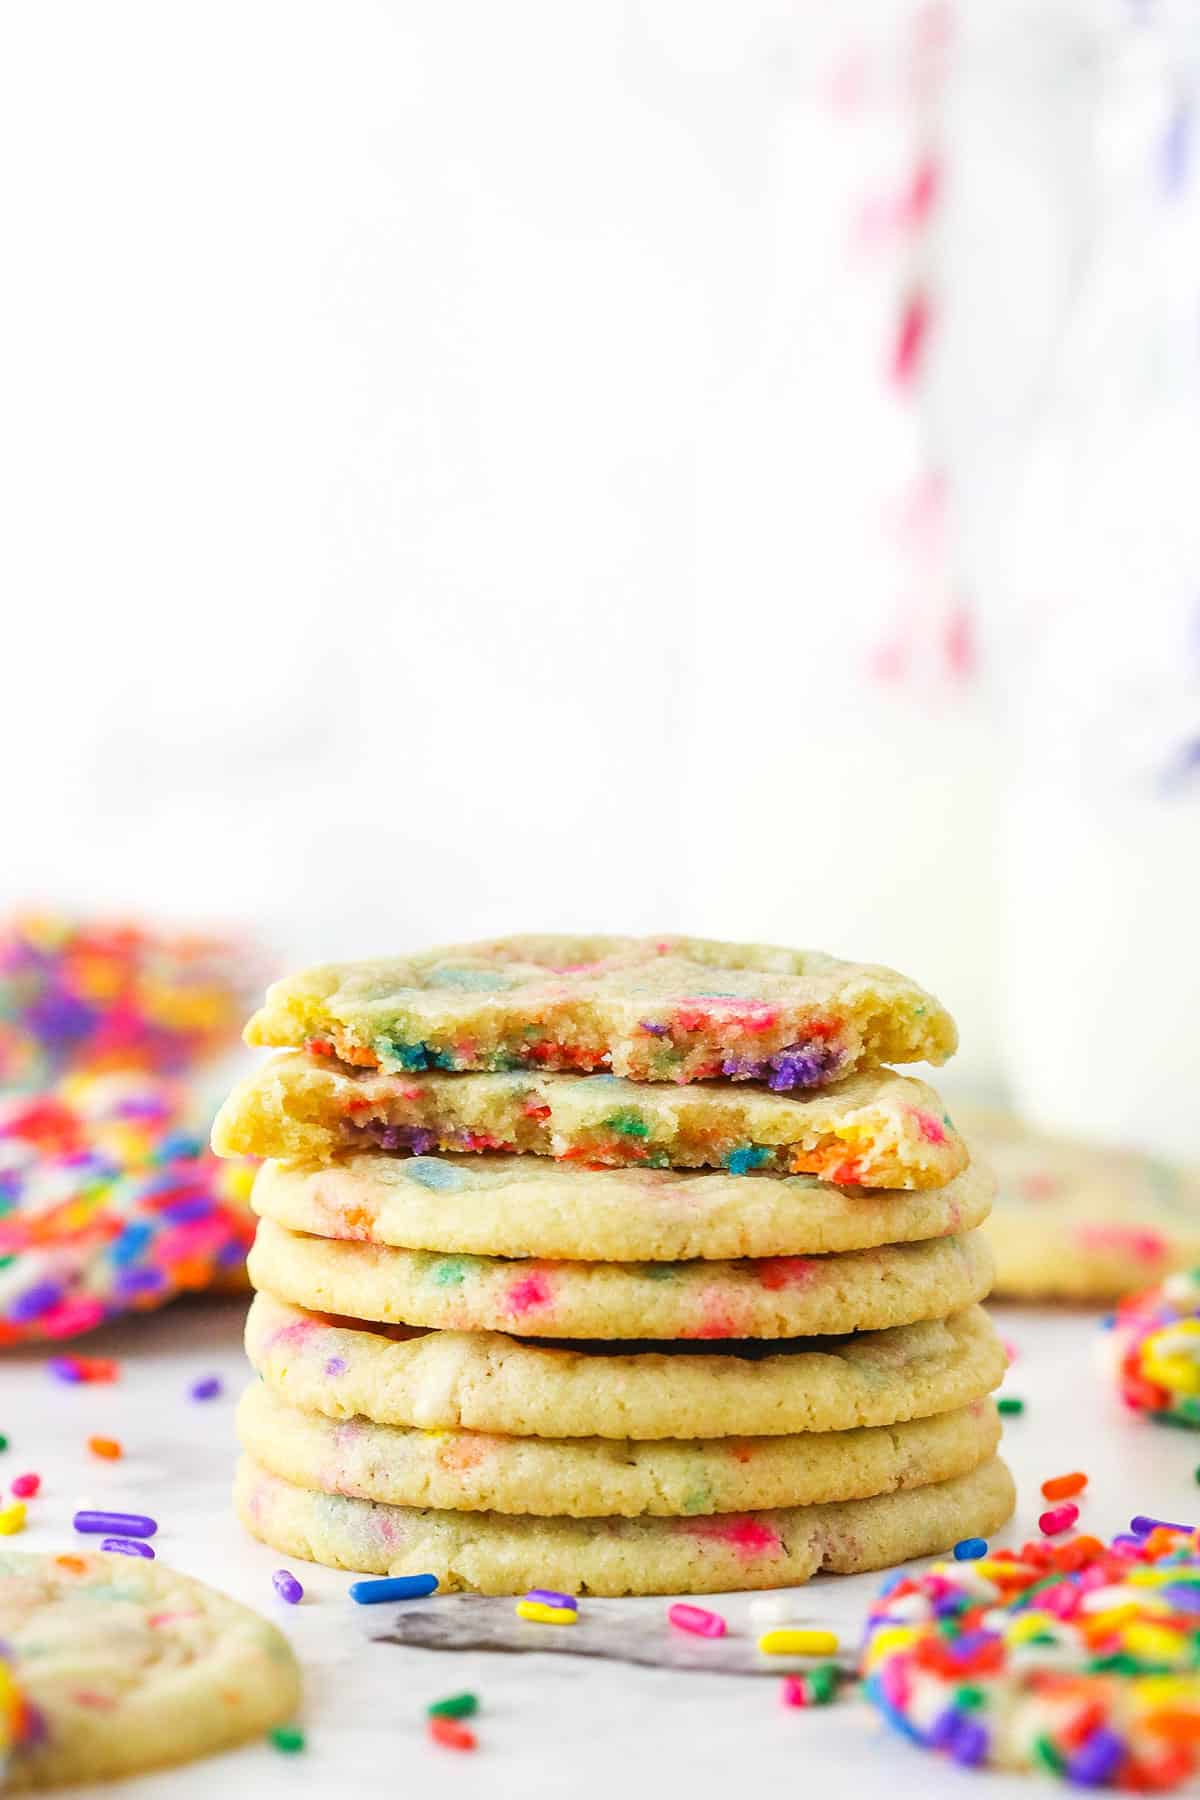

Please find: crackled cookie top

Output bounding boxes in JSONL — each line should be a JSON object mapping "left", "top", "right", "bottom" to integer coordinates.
{"left": 250, "top": 1151, "right": 991, "bottom": 1262}
{"left": 245, "top": 1292, "right": 1007, "bottom": 1439}
{"left": 862, "top": 1521, "right": 1200, "bottom": 1788}
{"left": 0, "top": 1550, "right": 299, "bottom": 1791}
{"left": 216, "top": 1053, "right": 967, "bottom": 1189}
{"left": 244, "top": 934, "right": 957, "bottom": 1089}
{"left": 236, "top": 1454, "right": 1015, "bottom": 1595}
{"left": 238, "top": 1379, "right": 1001, "bottom": 1518}
{"left": 248, "top": 1216, "right": 993, "bottom": 1340}
{"left": 961, "top": 1104, "right": 1200, "bottom": 1302}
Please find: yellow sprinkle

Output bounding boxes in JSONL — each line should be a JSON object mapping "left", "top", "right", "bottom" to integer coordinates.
{"left": 863, "top": 1625, "right": 917, "bottom": 1669}
{"left": 1124, "top": 1623, "right": 1190, "bottom": 1661}
{"left": 1132, "top": 1675, "right": 1200, "bottom": 1707}
{"left": 0, "top": 1502, "right": 27, "bottom": 1535}
{"left": 1006, "top": 1611, "right": 1058, "bottom": 1645}
{"left": 515, "top": 1600, "right": 577, "bottom": 1626}
{"left": 757, "top": 1628, "right": 839, "bottom": 1657}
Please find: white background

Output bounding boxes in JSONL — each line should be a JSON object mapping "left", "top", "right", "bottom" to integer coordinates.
{"left": 2, "top": 0, "right": 1199, "bottom": 1140}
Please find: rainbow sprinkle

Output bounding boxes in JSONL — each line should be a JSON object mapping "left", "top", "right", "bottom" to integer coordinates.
{"left": 862, "top": 1522, "right": 1200, "bottom": 1789}
{"left": 0, "top": 1071, "right": 257, "bottom": 1343}
{"left": 1110, "top": 1271, "right": 1200, "bottom": 1426}
{"left": 0, "top": 912, "right": 256, "bottom": 1083}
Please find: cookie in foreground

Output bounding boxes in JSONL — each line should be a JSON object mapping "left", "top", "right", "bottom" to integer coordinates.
{"left": 235, "top": 1453, "right": 1015, "bottom": 1595}
{"left": 0, "top": 1549, "right": 299, "bottom": 1789}
{"left": 247, "top": 1216, "right": 995, "bottom": 1340}
{"left": 244, "top": 1292, "right": 1008, "bottom": 1439}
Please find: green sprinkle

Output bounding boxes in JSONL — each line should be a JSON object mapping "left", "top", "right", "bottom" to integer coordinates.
{"left": 806, "top": 1665, "right": 839, "bottom": 1704}
{"left": 270, "top": 1726, "right": 305, "bottom": 1754}
{"left": 996, "top": 1397, "right": 1024, "bottom": 1416}
{"left": 0, "top": 1254, "right": 13, "bottom": 1269}
{"left": 1033, "top": 1736, "right": 1064, "bottom": 1775}
{"left": 603, "top": 1111, "right": 650, "bottom": 1140}
{"left": 1194, "top": 1465, "right": 1200, "bottom": 1483}
{"left": 1088, "top": 1652, "right": 1150, "bottom": 1675}
{"left": 0, "top": 1434, "right": 8, "bottom": 1452}
{"left": 429, "top": 1258, "right": 469, "bottom": 1288}
{"left": 954, "top": 1685, "right": 985, "bottom": 1710}
{"left": 427, "top": 1692, "right": 479, "bottom": 1719}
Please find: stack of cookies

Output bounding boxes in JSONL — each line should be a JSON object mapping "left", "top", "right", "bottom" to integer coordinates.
{"left": 215, "top": 934, "right": 1013, "bottom": 1596}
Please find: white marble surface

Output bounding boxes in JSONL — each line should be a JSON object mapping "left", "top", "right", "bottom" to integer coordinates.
{"left": 4, "top": 1295, "right": 1199, "bottom": 1799}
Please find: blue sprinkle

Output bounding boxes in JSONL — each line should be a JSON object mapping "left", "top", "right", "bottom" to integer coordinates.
{"left": 348, "top": 1574, "right": 438, "bottom": 1604}
{"left": 953, "top": 1537, "right": 987, "bottom": 1561}
{"left": 404, "top": 1158, "right": 464, "bottom": 1193}
{"left": 725, "top": 1146, "right": 771, "bottom": 1176}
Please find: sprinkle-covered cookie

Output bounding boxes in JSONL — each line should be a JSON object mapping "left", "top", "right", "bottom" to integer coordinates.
{"left": 248, "top": 1216, "right": 994, "bottom": 1341}
{"left": 0, "top": 1072, "right": 257, "bottom": 1342}
{"left": 0, "top": 910, "right": 256, "bottom": 1083}
{"left": 237, "top": 1379, "right": 1001, "bottom": 1517}
{"left": 244, "top": 933, "right": 956, "bottom": 1089}
{"left": 249, "top": 1153, "right": 992, "bottom": 1263}
{"left": 215, "top": 1054, "right": 968, "bottom": 1188}
{"left": 0, "top": 1550, "right": 299, "bottom": 1790}
{"left": 961, "top": 1104, "right": 1200, "bottom": 1302}
{"left": 862, "top": 1520, "right": 1200, "bottom": 1789}
{"left": 245, "top": 1292, "right": 1008, "bottom": 1439}
{"left": 236, "top": 1452, "right": 1014, "bottom": 1595}
{"left": 1109, "top": 1270, "right": 1200, "bottom": 1425}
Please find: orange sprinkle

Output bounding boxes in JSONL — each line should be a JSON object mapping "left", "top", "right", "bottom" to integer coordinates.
{"left": 1041, "top": 1471, "right": 1088, "bottom": 1502}
{"left": 428, "top": 1716, "right": 477, "bottom": 1751}
{"left": 87, "top": 1436, "right": 122, "bottom": 1460}
{"left": 55, "top": 1554, "right": 87, "bottom": 1574}
{"left": 1142, "top": 1710, "right": 1200, "bottom": 1747}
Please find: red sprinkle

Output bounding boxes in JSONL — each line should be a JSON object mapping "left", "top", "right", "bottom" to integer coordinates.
{"left": 10, "top": 1474, "right": 40, "bottom": 1499}
{"left": 428, "top": 1716, "right": 476, "bottom": 1752}
{"left": 1039, "top": 1503, "right": 1080, "bottom": 1536}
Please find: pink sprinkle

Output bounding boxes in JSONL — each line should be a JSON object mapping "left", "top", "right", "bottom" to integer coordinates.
{"left": 668, "top": 1603, "right": 726, "bottom": 1639}
{"left": 912, "top": 1109, "right": 947, "bottom": 1145}
{"left": 1039, "top": 1503, "right": 1079, "bottom": 1536}
{"left": 41, "top": 1297, "right": 106, "bottom": 1339}
{"left": 780, "top": 1675, "right": 806, "bottom": 1708}
{"left": 504, "top": 1272, "right": 552, "bottom": 1315}
{"left": 1001, "top": 1339, "right": 1018, "bottom": 1365}
{"left": 1075, "top": 1224, "right": 1168, "bottom": 1263}
{"left": 891, "top": 289, "right": 931, "bottom": 387}
{"left": 688, "top": 1515, "right": 781, "bottom": 1560}
{"left": 10, "top": 1474, "right": 39, "bottom": 1499}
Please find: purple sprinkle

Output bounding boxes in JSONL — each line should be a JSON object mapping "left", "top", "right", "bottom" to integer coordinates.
{"left": 324, "top": 1357, "right": 348, "bottom": 1377}
{"left": 766, "top": 1042, "right": 841, "bottom": 1092}
{"left": 114, "top": 1268, "right": 167, "bottom": 1298}
{"left": 11, "top": 1281, "right": 63, "bottom": 1323}
{"left": 47, "top": 1356, "right": 84, "bottom": 1384}
{"left": 100, "top": 1537, "right": 155, "bottom": 1559}
{"left": 1065, "top": 1727, "right": 1124, "bottom": 1785}
{"left": 74, "top": 1509, "right": 157, "bottom": 1538}
{"left": 639, "top": 1021, "right": 670, "bottom": 1036}
{"left": 189, "top": 1376, "right": 223, "bottom": 1402}
{"left": 1131, "top": 1514, "right": 1194, "bottom": 1536}
{"left": 1111, "top": 1534, "right": 1145, "bottom": 1550}
{"left": 523, "top": 1588, "right": 577, "bottom": 1610}
{"left": 273, "top": 1569, "right": 304, "bottom": 1605}
{"left": 1162, "top": 1583, "right": 1200, "bottom": 1611}
{"left": 949, "top": 1718, "right": 988, "bottom": 1768}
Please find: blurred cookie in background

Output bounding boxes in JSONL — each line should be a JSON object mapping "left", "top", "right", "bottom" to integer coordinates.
{"left": 959, "top": 1102, "right": 1200, "bottom": 1303}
